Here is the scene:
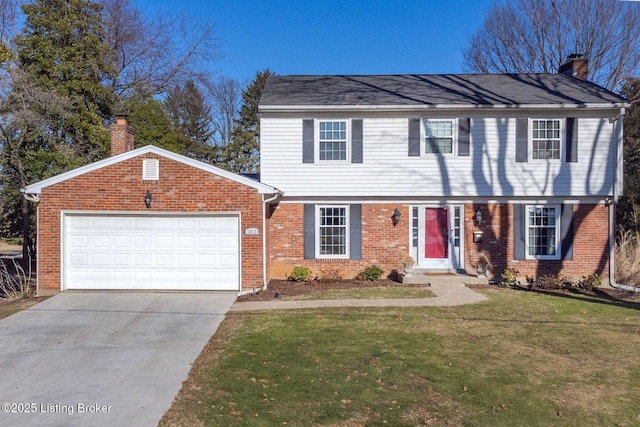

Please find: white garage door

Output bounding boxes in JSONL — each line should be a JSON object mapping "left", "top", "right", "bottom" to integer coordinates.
{"left": 63, "top": 214, "right": 240, "bottom": 291}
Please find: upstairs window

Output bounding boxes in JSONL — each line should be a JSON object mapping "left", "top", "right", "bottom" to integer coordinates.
{"left": 319, "top": 121, "right": 347, "bottom": 161}
{"left": 424, "top": 119, "right": 454, "bottom": 154}
{"left": 531, "top": 119, "right": 561, "bottom": 160}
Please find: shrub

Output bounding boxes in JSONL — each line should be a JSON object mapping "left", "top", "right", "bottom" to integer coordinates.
{"left": 0, "top": 259, "right": 33, "bottom": 300}
{"left": 536, "top": 275, "right": 572, "bottom": 290}
{"left": 499, "top": 268, "right": 519, "bottom": 287}
{"left": 577, "top": 273, "right": 601, "bottom": 291}
{"left": 615, "top": 230, "right": 640, "bottom": 287}
{"left": 318, "top": 267, "right": 344, "bottom": 281}
{"left": 288, "top": 266, "right": 312, "bottom": 282}
{"left": 357, "top": 265, "right": 384, "bottom": 281}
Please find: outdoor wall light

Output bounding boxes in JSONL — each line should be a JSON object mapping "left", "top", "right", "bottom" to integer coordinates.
{"left": 474, "top": 207, "right": 483, "bottom": 226}
{"left": 144, "top": 189, "right": 152, "bottom": 209}
{"left": 391, "top": 208, "right": 401, "bottom": 226}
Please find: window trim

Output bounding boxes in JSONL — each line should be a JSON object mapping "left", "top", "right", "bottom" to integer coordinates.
{"left": 315, "top": 204, "right": 350, "bottom": 259}
{"left": 422, "top": 118, "right": 457, "bottom": 156}
{"left": 529, "top": 118, "right": 564, "bottom": 161}
{"left": 525, "top": 204, "right": 561, "bottom": 260}
{"left": 316, "top": 119, "right": 350, "bottom": 163}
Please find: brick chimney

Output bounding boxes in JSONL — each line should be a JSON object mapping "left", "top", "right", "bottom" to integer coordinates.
{"left": 558, "top": 54, "right": 589, "bottom": 80}
{"left": 109, "top": 114, "right": 135, "bottom": 156}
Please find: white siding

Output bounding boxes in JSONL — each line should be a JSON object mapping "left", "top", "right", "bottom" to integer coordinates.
{"left": 260, "top": 113, "right": 617, "bottom": 198}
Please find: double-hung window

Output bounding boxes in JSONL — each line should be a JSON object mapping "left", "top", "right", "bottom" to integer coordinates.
{"left": 424, "top": 119, "right": 454, "bottom": 154}
{"left": 319, "top": 121, "right": 348, "bottom": 161}
{"left": 531, "top": 119, "right": 561, "bottom": 160}
{"left": 317, "top": 205, "right": 349, "bottom": 257}
{"left": 526, "top": 205, "right": 560, "bottom": 259}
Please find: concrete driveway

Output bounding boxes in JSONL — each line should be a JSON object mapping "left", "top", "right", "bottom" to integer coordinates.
{"left": 0, "top": 292, "right": 236, "bottom": 427}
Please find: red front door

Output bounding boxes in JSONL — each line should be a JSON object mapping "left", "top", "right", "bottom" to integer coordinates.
{"left": 425, "top": 208, "right": 448, "bottom": 259}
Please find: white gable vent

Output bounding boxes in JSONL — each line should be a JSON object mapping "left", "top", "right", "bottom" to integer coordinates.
{"left": 142, "top": 159, "right": 159, "bottom": 180}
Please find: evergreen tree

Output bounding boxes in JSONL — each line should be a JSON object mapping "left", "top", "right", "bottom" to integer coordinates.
{"left": 226, "top": 69, "right": 272, "bottom": 173}
{"left": 164, "top": 80, "right": 214, "bottom": 146}
{"left": 16, "top": 0, "right": 115, "bottom": 160}
{"left": 124, "top": 91, "right": 188, "bottom": 153}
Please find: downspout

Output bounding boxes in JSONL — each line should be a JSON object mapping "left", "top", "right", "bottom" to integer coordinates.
{"left": 261, "top": 192, "right": 280, "bottom": 290}
{"left": 609, "top": 107, "right": 640, "bottom": 292}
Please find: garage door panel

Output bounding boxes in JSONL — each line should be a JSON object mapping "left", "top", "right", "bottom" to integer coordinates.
{"left": 91, "top": 253, "right": 110, "bottom": 265}
{"left": 64, "top": 215, "right": 240, "bottom": 291}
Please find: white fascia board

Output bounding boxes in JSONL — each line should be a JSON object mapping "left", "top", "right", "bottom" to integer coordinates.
{"left": 259, "top": 102, "right": 629, "bottom": 113}
{"left": 23, "top": 145, "right": 280, "bottom": 195}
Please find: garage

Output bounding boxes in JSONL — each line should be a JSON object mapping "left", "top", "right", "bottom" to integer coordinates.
{"left": 63, "top": 214, "right": 240, "bottom": 291}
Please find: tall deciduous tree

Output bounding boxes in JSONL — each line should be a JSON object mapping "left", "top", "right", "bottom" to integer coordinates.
{"left": 207, "top": 76, "right": 242, "bottom": 147}
{"left": 0, "top": 0, "right": 18, "bottom": 66}
{"left": 463, "top": 0, "right": 640, "bottom": 90}
{"left": 0, "top": 68, "right": 70, "bottom": 261}
{"left": 100, "top": 0, "right": 221, "bottom": 100}
{"left": 225, "top": 69, "right": 273, "bottom": 174}
{"left": 16, "top": 0, "right": 115, "bottom": 160}
{"left": 618, "top": 78, "right": 640, "bottom": 231}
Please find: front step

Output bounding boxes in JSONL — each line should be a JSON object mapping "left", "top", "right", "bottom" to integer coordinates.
{"left": 400, "top": 270, "right": 489, "bottom": 286}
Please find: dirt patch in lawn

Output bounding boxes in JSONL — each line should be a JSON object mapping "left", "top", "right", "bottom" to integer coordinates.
{"left": 237, "top": 278, "right": 402, "bottom": 302}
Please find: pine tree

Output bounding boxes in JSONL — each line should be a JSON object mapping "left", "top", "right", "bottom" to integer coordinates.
{"left": 124, "top": 91, "right": 189, "bottom": 154}
{"left": 16, "top": 0, "right": 115, "bottom": 160}
{"left": 165, "top": 81, "right": 214, "bottom": 146}
{"left": 226, "top": 69, "right": 273, "bottom": 174}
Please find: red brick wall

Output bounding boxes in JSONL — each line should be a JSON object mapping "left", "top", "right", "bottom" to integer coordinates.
{"left": 267, "top": 202, "right": 610, "bottom": 283}
{"left": 464, "top": 203, "right": 610, "bottom": 281}
{"left": 36, "top": 153, "right": 265, "bottom": 293}
{"left": 267, "top": 203, "right": 409, "bottom": 280}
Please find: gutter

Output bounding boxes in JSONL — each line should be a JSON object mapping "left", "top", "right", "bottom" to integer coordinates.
{"left": 259, "top": 102, "right": 630, "bottom": 114}
{"left": 609, "top": 107, "right": 640, "bottom": 292}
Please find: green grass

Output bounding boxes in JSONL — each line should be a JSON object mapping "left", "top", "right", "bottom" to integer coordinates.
{"left": 286, "top": 286, "right": 436, "bottom": 300}
{"left": 161, "top": 289, "right": 640, "bottom": 426}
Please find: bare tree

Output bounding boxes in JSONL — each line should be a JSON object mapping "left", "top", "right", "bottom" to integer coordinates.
{"left": 463, "top": 0, "right": 640, "bottom": 90}
{"left": 100, "top": 0, "right": 222, "bottom": 99}
{"left": 205, "top": 76, "right": 242, "bottom": 147}
{"left": 0, "top": 68, "right": 70, "bottom": 263}
{"left": 0, "top": 0, "right": 19, "bottom": 63}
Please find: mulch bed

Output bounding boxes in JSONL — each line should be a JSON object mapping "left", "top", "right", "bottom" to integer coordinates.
{"left": 236, "top": 278, "right": 401, "bottom": 302}
{"left": 240, "top": 278, "right": 640, "bottom": 303}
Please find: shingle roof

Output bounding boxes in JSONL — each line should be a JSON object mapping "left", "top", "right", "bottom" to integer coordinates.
{"left": 260, "top": 74, "right": 627, "bottom": 108}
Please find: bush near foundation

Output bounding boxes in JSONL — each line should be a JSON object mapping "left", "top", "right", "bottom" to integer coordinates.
{"left": 288, "top": 266, "right": 312, "bottom": 282}
{"left": 356, "top": 265, "right": 384, "bottom": 281}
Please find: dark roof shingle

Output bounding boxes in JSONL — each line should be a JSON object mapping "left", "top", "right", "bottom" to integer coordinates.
{"left": 260, "top": 74, "right": 626, "bottom": 107}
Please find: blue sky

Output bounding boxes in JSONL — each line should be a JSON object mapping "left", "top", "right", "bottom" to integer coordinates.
{"left": 134, "top": 0, "right": 497, "bottom": 83}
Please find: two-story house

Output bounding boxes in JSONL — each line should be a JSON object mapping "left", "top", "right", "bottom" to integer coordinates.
{"left": 22, "top": 57, "right": 628, "bottom": 295}
{"left": 260, "top": 59, "right": 628, "bottom": 284}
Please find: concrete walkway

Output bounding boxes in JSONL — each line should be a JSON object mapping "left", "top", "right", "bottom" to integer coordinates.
{"left": 230, "top": 281, "right": 488, "bottom": 311}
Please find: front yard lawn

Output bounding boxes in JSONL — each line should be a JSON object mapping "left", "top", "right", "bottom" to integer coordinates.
{"left": 161, "top": 288, "right": 640, "bottom": 426}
